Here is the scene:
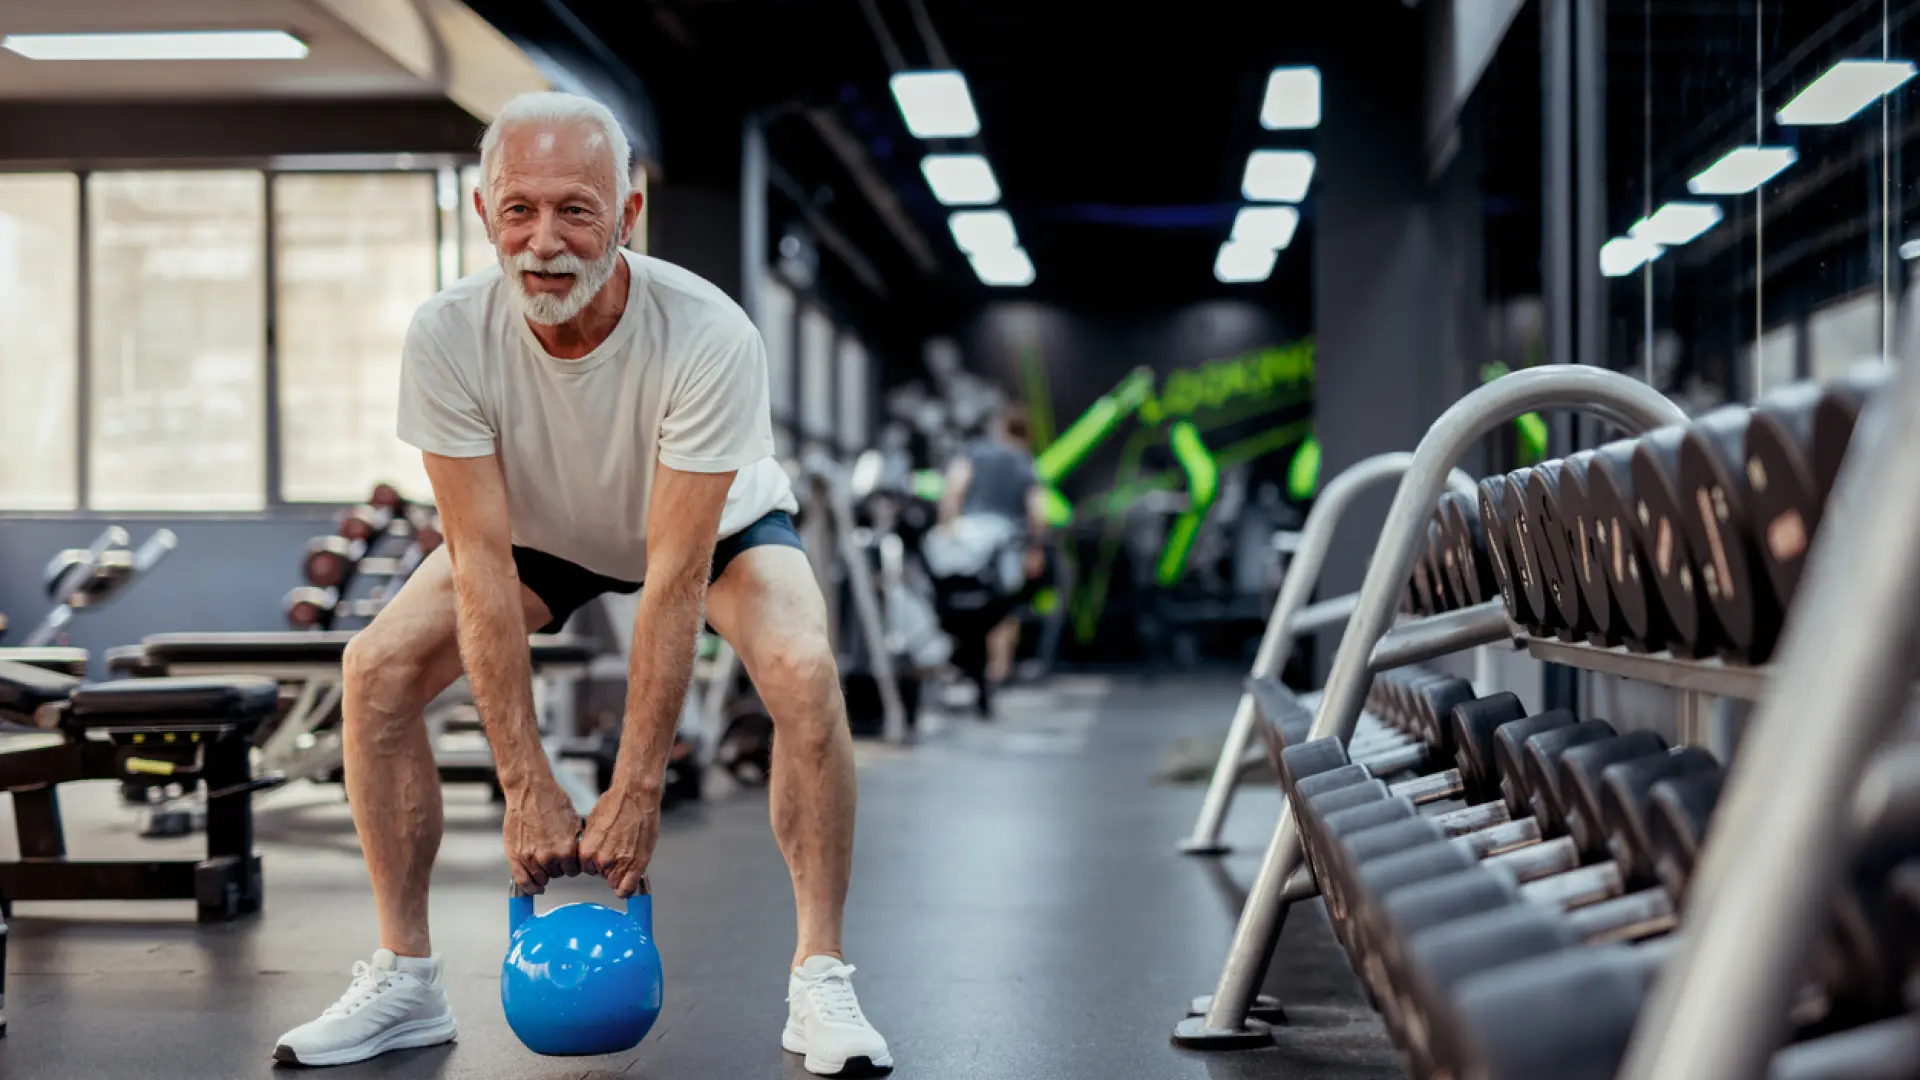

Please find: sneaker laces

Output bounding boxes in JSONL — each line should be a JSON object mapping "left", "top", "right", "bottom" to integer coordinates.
{"left": 792, "top": 963, "right": 865, "bottom": 1025}
{"left": 322, "top": 961, "right": 397, "bottom": 1018}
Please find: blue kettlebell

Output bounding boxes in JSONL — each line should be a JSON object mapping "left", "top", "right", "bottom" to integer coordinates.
{"left": 501, "top": 878, "right": 663, "bottom": 1056}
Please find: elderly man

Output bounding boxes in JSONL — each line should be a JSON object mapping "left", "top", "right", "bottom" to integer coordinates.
{"left": 273, "top": 91, "right": 891, "bottom": 1077}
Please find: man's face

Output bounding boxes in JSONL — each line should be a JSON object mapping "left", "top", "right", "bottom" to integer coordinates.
{"left": 480, "top": 122, "right": 636, "bottom": 325}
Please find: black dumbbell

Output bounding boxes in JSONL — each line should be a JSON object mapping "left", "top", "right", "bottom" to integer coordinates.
{"left": 1308, "top": 794, "right": 1519, "bottom": 942}
{"left": 1490, "top": 716, "right": 1613, "bottom": 825}
{"left": 1282, "top": 739, "right": 1452, "bottom": 805}
{"left": 1402, "top": 677, "right": 1480, "bottom": 756}
{"left": 1597, "top": 746, "right": 1721, "bottom": 886}
{"left": 1503, "top": 470, "right": 1558, "bottom": 636}
{"left": 1404, "top": 911, "right": 1676, "bottom": 1079}
{"left": 1646, "top": 767, "right": 1724, "bottom": 903}
{"left": 1554, "top": 730, "right": 1674, "bottom": 860}
{"left": 1316, "top": 810, "right": 1548, "bottom": 935}
{"left": 1744, "top": 381, "right": 1826, "bottom": 612}
{"left": 1680, "top": 405, "right": 1785, "bottom": 664}
{"left": 1440, "top": 492, "right": 1497, "bottom": 606}
{"left": 1813, "top": 362, "right": 1895, "bottom": 500}
{"left": 1584, "top": 440, "right": 1677, "bottom": 653}
{"left": 1558, "top": 450, "right": 1626, "bottom": 646}
{"left": 1525, "top": 459, "right": 1593, "bottom": 643}
{"left": 1631, "top": 426, "right": 1724, "bottom": 658}
{"left": 1371, "top": 672, "right": 1459, "bottom": 735}
{"left": 1476, "top": 477, "right": 1532, "bottom": 627}
{"left": 1517, "top": 720, "right": 1622, "bottom": 838}
{"left": 1425, "top": 517, "right": 1454, "bottom": 613}
{"left": 303, "top": 536, "right": 366, "bottom": 589}
{"left": 1409, "top": 545, "right": 1438, "bottom": 616}
{"left": 1450, "top": 698, "right": 1565, "bottom": 808}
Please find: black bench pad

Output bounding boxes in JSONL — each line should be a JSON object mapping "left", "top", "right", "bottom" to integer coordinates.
{"left": 0, "top": 659, "right": 83, "bottom": 717}
{"left": 0, "top": 647, "right": 90, "bottom": 677}
{"left": 135, "top": 632, "right": 594, "bottom": 667}
{"left": 70, "top": 675, "right": 280, "bottom": 727}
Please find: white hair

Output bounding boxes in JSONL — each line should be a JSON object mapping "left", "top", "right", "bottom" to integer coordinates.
{"left": 478, "top": 91, "right": 632, "bottom": 210}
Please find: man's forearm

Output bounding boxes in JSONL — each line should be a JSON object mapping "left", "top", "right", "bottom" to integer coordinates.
{"left": 451, "top": 556, "right": 548, "bottom": 794}
{"left": 613, "top": 570, "right": 707, "bottom": 795}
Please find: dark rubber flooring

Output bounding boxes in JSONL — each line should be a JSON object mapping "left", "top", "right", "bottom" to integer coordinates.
{"left": 0, "top": 673, "right": 1401, "bottom": 1080}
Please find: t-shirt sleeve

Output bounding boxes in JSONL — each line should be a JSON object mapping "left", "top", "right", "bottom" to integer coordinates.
{"left": 395, "top": 307, "right": 496, "bottom": 459}
{"left": 658, "top": 318, "right": 777, "bottom": 473}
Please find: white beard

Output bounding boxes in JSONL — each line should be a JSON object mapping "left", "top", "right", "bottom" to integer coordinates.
{"left": 500, "top": 228, "right": 624, "bottom": 326}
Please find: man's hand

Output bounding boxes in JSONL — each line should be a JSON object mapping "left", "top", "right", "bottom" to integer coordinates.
{"left": 579, "top": 782, "right": 660, "bottom": 897}
{"left": 503, "top": 777, "right": 582, "bottom": 894}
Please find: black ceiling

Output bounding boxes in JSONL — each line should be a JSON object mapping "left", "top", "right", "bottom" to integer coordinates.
{"left": 472, "top": 0, "right": 1332, "bottom": 321}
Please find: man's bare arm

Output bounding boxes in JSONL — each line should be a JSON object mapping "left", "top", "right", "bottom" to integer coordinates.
{"left": 422, "top": 451, "right": 551, "bottom": 796}
{"left": 610, "top": 462, "right": 735, "bottom": 798}
{"left": 938, "top": 458, "right": 973, "bottom": 525}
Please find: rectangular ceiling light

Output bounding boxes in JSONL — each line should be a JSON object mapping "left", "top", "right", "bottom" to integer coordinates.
{"left": 1776, "top": 59, "right": 1917, "bottom": 125}
{"left": 1599, "top": 235, "right": 1664, "bottom": 277}
{"left": 1629, "top": 201, "right": 1723, "bottom": 246}
{"left": 1230, "top": 206, "right": 1300, "bottom": 249}
{"left": 949, "top": 210, "right": 1019, "bottom": 254}
{"left": 1260, "top": 66, "right": 1321, "bottom": 129}
{"left": 1687, "top": 146, "right": 1797, "bottom": 195}
{"left": 921, "top": 154, "right": 1001, "bottom": 206}
{"left": 1241, "top": 150, "right": 1316, "bottom": 202}
{"left": 0, "top": 30, "right": 310, "bottom": 61}
{"left": 890, "top": 70, "right": 981, "bottom": 139}
{"left": 1214, "top": 241, "right": 1279, "bottom": 284}
{"left": 971, "top": 246, "right": 1035, "bottom": 287}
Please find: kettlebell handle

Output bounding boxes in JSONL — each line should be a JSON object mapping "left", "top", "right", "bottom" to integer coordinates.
{"left": 507, "top": 876, "right": 651, "bottom": 940}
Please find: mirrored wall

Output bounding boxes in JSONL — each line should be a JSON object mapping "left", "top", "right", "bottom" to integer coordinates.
{"left": 1606, "top": 2, "right": 1916, "bottom": 407}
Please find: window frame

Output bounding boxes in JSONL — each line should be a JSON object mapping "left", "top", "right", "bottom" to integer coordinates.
{"left": 0, "top": 160, "right": 468, "bottom": 519}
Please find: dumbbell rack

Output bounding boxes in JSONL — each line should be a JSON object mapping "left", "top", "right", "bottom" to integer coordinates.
{"left": 1174, "top": 357, "right": 1920, "bottom": 1079}
{"left": 1179, "top": 451, "right": 1483, "bottom": 856}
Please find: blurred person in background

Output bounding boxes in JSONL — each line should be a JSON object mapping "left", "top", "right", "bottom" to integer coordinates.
{"left": 934, "top": 404, "right": 1049, "bottom": 715}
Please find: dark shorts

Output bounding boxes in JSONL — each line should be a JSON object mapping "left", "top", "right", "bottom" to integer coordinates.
{"left": 514, "top": 510, "right": 805, "bottom": 634}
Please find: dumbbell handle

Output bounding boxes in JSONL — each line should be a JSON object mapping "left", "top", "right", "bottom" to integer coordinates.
{"left": 1388, "top": 767, "right": 1465, "bottom": 805}
{"left": 1517, "top": 857, "right": 1623, "bottom": 909}
{"left": 1429, "top": 800, "right": 1511, "bottom": 836}
{"left": 1484, "top": 835, "right": 1581, "bottom": 884}
{"left": 1567, "top": 887, "right": 1677, "bottom": 945}
{"left": 1358, "top": 741, "right": 1431, "bottom": 778}
{"left": 1453, "top": 817, "right": 1543, "bottom": 859}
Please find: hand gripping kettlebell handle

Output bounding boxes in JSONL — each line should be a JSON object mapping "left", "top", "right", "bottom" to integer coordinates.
{"left": 507, "top": 877, "right": 652, "bottom": 939}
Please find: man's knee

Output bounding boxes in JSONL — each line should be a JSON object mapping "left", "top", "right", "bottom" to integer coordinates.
{"left": 756, "top": 632, "right": 842, "bottom": 725}
{"left": 343, "top": 630, "right": 438, "bottom": 724}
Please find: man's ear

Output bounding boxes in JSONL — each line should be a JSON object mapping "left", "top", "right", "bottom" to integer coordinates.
{"left": 620, "top": 190, "right": 645, "bottom": 247}
{"left": 472, "top": 187, "right": 493, "bottom": 244}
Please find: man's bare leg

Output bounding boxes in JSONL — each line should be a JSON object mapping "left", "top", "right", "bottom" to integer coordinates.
{"left": 339, "top": 545, "right": 553, "bottom": 957}
{"left": 705, "top": 546, "right": 856, "bottom": 969}
{"left": 985, "top": 615, "right": 1021, "bottom": 685}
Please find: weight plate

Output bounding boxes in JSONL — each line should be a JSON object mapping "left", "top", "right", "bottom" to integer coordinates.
{"left": 1678, "top": 406, "right": 1781, "bottom": 663}
{"left": 1629, "top": 427, "right": 1722, "bottom": 658}
{"left": 1476, "top": 479, "right": 1529, "bottom": 626}
{"left": 1502, "top": 471, "right": 1555, "bottom": 634}
{"left": 1528, "top": 460, "right": 1592, "bottom": 642}
{"left": 1743, "top": 383, "right": 1823, "bottom": 611}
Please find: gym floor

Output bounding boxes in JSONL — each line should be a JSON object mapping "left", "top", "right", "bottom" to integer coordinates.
{"left": 0, "top": 674, "right": 1400, "bottom": 1080}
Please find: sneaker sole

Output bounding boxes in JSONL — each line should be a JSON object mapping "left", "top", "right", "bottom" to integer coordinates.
{"left": 782, "top": 1024, "right": 894, "bottom": 1076}
{"left": 273, "top": 1014, "right": 458, "bottom": 1067}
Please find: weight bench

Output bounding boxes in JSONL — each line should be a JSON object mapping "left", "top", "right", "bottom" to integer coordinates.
{"left": 0, "top": 659, "right": 277, "bottom": 925}
{"left": 110, "top": 631, "right": 601, "bottom": 811}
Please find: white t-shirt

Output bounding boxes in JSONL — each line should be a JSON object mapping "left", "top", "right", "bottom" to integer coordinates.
{"left": 395, "top": 249, "right": 797, "bottom": 582}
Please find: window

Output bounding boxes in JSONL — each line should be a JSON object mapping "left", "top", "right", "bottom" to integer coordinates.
{"left": 837, "top": 334, "right": 870, "bottom": 451}
{"left": 275, "top": 173, "right": 438, "bottom": 503}
{"left": 0, "top": 174, "right": 80, "bottom": 510}
{"left": 800, "top": 305, "right": 834, "bottom": 449}
{"left": 760, "top": 272, "right": 796, "bottom": 421}
{"left": 88, "top": 171, "right": 267, "bottom": 511}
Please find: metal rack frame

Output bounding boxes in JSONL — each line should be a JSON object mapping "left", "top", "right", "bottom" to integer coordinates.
{"left": 1178, "top": 453, "right": 1479, "bottom": 856}
{"left": 1174, "top": 364, "right": 1689, "bottom": 1047}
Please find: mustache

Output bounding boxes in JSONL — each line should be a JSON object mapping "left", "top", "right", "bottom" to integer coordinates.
{"left": 505, "top": 250, "right": 592, "bottom": 275}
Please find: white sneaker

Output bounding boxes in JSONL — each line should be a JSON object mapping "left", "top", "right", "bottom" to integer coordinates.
{"left": 272, "top": 949, "right": 458, "bottom": 1067}
{"left": 783, "top": 956, "right": 893, "bottom": 1076}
